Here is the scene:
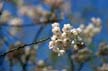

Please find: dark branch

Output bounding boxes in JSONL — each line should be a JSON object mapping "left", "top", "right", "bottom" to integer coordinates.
{"left": 78, "top": 63, "right": 84, "bottom": 71}
{"left": 0, "top": 37, "right": 50, "bottom": 57}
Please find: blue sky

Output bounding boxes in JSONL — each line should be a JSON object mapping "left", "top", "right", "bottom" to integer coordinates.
{"left": 0, "top": 0, "right": 108, "bottom": 71}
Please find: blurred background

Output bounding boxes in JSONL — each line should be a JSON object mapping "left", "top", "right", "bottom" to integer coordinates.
{"left": 0, "top": 0, "right": 108, "bottom": 71}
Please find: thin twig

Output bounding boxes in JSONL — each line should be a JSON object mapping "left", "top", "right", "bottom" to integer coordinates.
{"left": 69, "top": 55, "right": 74, "bottom": 71}
{"left": 20, "top": 25, "right": 46, "bottom": 71}
{"left": 33, "top": 24, "right": 46, "bottom": 41}
{"left": 66, "top": 50, "right": 74, "bottom": 71}
{"left": 0, "top": 37, "right": 50, "bottom": 57}
{"left": 78, "top": 63, "right": 84, "bottom": 71}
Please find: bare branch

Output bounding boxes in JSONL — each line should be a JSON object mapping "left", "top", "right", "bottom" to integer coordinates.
{"left": 0, "top": 37, "right": 50, "bottom": 57}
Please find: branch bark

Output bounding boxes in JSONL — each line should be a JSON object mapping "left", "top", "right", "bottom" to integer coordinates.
{"left": 0, "top": 37, "right": 50, "bottom": 57}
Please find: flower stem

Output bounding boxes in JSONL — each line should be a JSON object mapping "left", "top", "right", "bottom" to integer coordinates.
{"left": 78, "top": 63, "right": 84, "bottom": 71}
{"left": 66, "top": 50, "right": 74, "bottom": 71}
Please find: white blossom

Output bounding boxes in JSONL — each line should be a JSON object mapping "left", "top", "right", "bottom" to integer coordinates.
{"left": 59, "top": 50, "right": 65, "bottom": 56}
{"left": 25, "top": 46, "right": 30, "bottom": 55}
{"left": 91, "top": 17, "right": 101, "bottom": 27}
{"left": 52, "top": 22, "right": 60, "bottom": 28}
{"left": 71, "top": 29, "right": 78, "bottom": 36}
{"left": 62, "top": 32, "right": 71, "bottom": 39}
{"left": 0, "top": 11, "right": 11, "bottom": 23}
{"left": 51, "top": 35, "right": 58, "bottom": 41}
{"left": 76, "top": 27, "right": 82, "bottom": 33}
{"left": 62, "top": 24, "right": 72, "bottom": 32}
{"left": 71, "top": 40, "right": 75, "bottom": 45}
{"left": 91, "top": 17, "right": 96, "bottom": 23}
{"left": 79, "top": 24, "right": 85, "bottom": 29}
{"left": 37, "top": 60, "right": 45, "bottom": 66}
{"left": 9, "top": 18, "right": 23, "bottom": 26}
{"left": 52, "top": 27, "right": 61, "bottom": 35}
{"left": 49, "top": 19, "right": 101, "bottom": 56}
{"left": 49, "top": 41, "right": 55, "bottom": 49}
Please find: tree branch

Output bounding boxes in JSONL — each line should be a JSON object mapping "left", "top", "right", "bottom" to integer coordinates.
{"left": 78, "top": 63, "right": 84, "bottom": 71}
{"left": 0, "top": 37, "right": 50, "bottom": 57}
{"left": 66, "top": 50, "right": 74, "bottom": 71}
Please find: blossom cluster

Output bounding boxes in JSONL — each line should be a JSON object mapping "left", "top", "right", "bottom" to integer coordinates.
{"left": 35, "top": 60, "right": 68, "bottom": 71}
{"left": 81, "top": 17, "right": 101, "bottom": 43}
{"left": 97, "top": 63, "right": 108, "bottom": 71}
{"left": 97, "top": 42, "right": 108, "bottom": 56}
{"left": 18, "top": 5, "right": 49, "bottom": 23}
{"left": 8, "top": 41, "right": 37, "bottom": 64}
{"left": 49, "top": 17, "right": 101, "bottom": 56}
{"left": 49, "top": 22, "right": 82, "bottom": 56}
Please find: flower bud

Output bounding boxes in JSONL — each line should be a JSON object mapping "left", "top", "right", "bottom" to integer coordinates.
{"left": 52, "top": 27, "right": 61, "bottom": 35}
{"left": 52, "top": 22, "right": 60, "bottom": 28}
{"left": 62, "top": 24, "right": 72, "bottom": 32}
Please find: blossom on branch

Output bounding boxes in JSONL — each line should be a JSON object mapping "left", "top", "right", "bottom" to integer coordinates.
{"left": 49, "top": 17, "right": 101, "bottom": 56}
